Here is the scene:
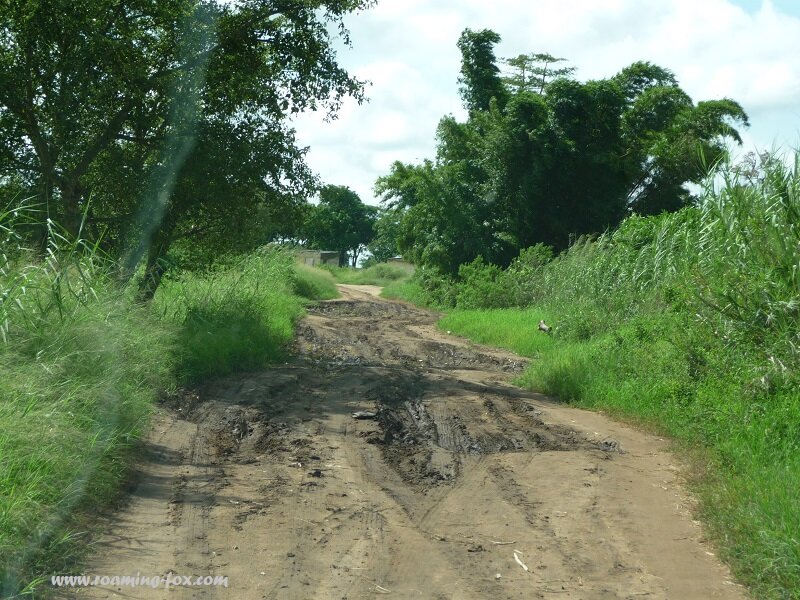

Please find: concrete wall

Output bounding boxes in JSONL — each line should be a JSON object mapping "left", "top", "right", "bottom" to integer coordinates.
{"left": 296, "top": 250, "right": 340, "bottom": 267}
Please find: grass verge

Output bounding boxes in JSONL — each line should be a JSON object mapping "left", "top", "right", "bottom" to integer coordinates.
{"left": 293, "top": 263, "right": 339, "bottom": 301}
{"left": 155, "top": 250, "right": 309, "bottom": 382}
{"left": 1, "top": 241, "right": 322, "bottom": 597}
{"left": 381, "top": 279, "right": 431, "bottom": 305}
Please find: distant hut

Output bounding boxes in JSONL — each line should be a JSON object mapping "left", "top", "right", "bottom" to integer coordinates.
{"left": 296, "top": 249, "right": 341, "bottom": 267}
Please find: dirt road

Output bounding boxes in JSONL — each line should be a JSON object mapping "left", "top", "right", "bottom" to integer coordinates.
{"left": 69, "top": 285, "right": 747, "bottom": 599}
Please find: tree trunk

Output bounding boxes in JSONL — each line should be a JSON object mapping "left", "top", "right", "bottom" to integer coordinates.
{"left": 59, "top": 180, "right": 84, "bottom": 241}
{"left": 136, "top": 243, "right": 169, "bottom": 302}
{"left": 135, "top": 224, "right": 176, "bottom": 302}
{"left": 31, "top": 173, "right": 55, "bottom": 252}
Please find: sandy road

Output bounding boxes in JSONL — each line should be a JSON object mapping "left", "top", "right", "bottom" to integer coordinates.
{"left": 68, "top": 285, "right": 747, "bottom": 599}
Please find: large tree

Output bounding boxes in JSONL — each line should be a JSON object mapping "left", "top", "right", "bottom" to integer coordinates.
{"left": 0, "top": 0, "right": 374, "bottom": 293}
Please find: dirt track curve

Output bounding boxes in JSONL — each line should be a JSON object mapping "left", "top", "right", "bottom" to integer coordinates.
{"left": 68, "top": 285, "right": 747, "bottom": 600}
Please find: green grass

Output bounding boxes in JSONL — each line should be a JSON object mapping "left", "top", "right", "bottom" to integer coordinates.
{"left": 293, "top": 263, "right": 339, "bottom": 301}
{"left": 322, "top": 262, "right": 414, "bottom": 286}
{"left": 438, "top": 309, "right": 556, "bottom": 357}
{"left": 381, "top": 279, "right": 433, "bottom": 305}
{"left": 155, "top": 251, "right": 307, "bottom": 382}
{"left": 410, "top": 154, "right": 800, "bottom": 599}
{"left": 1, "top": 236, "right": 321, "bottom": 596}
{"left": 0, "top": 303, "right": 174, "bottom": 594}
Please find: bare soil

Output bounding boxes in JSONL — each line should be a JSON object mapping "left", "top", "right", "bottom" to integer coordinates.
{"left": 68, "top": 285, "right": 747, "bottom": 599}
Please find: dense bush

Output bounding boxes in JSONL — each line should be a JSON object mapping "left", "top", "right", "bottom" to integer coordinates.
{"left": 455, "top": 258, "right": 513, "bottom": 309}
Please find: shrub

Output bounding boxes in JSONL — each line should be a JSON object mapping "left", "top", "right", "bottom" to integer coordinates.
{"left": 455, "top": 257, "right": 513, "bottom": 309}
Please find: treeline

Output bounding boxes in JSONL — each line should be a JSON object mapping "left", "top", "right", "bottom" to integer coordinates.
{"left": 376, "top": 28, "right": 749, "bottom": 274}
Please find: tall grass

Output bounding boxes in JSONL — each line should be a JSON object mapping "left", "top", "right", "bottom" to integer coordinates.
{"left": 418, "top": 153, "right": 800, "bottom": 599}
{"left": 292, "top": 263, "right": 339, "bottom": 301}
{"left": 154, "top": 249, "right": 306, "bottom": 382}
{"left": 0, "top": 211, "right": 175, "bottom": 597}
{"left": 1, "top": 213, "right": 324, "bottom": 596}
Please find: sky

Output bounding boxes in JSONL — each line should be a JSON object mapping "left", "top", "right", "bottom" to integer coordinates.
{"left": 292, "top": 0, "right": 800, "bottom": 205}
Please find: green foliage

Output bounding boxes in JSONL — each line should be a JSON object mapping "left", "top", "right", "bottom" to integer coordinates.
{"left": 304, "top": 185, "right": 377, "bottom": 267}
{"left": 0, "top": 0, "right": 373, "bottom": 293}
{"left": 502, "top": 53, "right": 575, "bottom": 94}
{"left": 695, "top": 153, "right": 800, "bottom": 362}
{"left": 410, "top": 154, "right": 800, "bottom": 599}
{"left": 455, "top": 258, "right": 513, "bottom": 309}
{"left": 367, "top": 207, "right": 402, "bottom": 263}
{"left": 377, "top": 30, "right": 748, "bottom": 273}
{"left": 504, "top": 243, "right": 554, "bottom": 306}
{"left": 457, "top": 28, "right": 506, "bottom": 114}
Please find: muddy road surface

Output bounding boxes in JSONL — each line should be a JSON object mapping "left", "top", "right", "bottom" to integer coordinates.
{"left": 71, "top": 285, "right": 746, "bottom": 600}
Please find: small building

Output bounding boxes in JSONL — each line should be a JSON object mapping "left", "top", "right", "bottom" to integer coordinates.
{"left": 386, "top": 256, "right": 414, "bottom": 271}
{"left": 296, "top": 249, "right": 341, "bottom": 267}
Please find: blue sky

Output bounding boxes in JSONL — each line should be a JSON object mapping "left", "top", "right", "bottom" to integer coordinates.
{"left": 731, "top": 0, "right": 800, "bottom": 16}
{"left": 293, "top": 0, "right": 800, "bottom": 204}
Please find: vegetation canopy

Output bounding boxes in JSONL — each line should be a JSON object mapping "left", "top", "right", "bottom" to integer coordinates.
{"left": 376, "top": 28, "right": 749, "bottom": 275}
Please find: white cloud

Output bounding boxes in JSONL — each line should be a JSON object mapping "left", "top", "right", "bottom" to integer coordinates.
{"left": 293, "top": 0, "right": 800, "bottom": 205}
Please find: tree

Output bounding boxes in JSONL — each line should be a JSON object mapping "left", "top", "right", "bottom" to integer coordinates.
{"left": 502, "top": 53, "right": 575, "bottom": 94}
{"left": 614, "top": 63, "right": 750, "bottom": 214}
{"left": 0, "top": 0, "right": 374, "bottom": 294}
{"left": 304, "top": 185, "right": 377, "bottom": 267}
{"left": 457, "top": 29, "right": 506, "bottom": 115}
{"left": 368, "top": 207, "right": 403, "bottom": 263}
{"left": 375, "top": 155, "right": 505, "bottom": 275}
